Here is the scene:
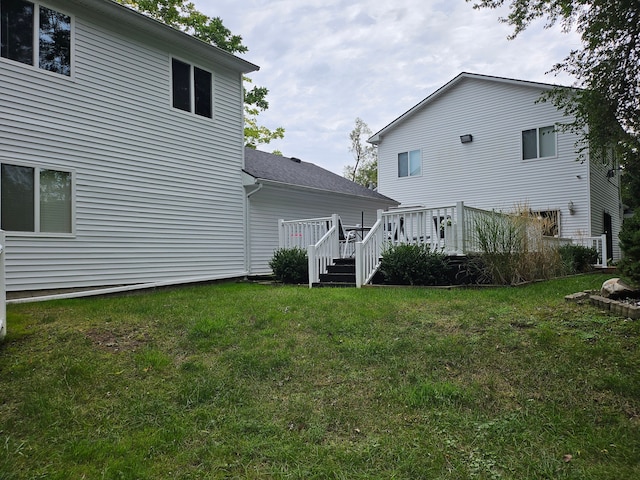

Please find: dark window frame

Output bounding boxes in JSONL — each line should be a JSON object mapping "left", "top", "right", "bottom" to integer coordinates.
{"left": 171, "top": 58, "right": 213, "bottom": 118}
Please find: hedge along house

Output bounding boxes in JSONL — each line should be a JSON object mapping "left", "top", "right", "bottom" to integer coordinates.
{"left": 370, "top": 72, "right": 623, "bottom": 262}
{"left": 243, "top": 148, "right": 399, "bottom": 275}
{"left": 1, "top": 0, "right": 259, "bottom": 294}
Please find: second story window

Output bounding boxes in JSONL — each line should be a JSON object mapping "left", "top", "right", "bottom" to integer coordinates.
{"left": 522, "top": 126, "right": 556, "bottom": 160}
{"left": 172, "top": 58, "right": 213, "bottom": 118}
{"left": 398, "top": 150, "right": 421, "bottom": 177}
{"left": 0, "top": 0, "right": 71, "bottom": 76}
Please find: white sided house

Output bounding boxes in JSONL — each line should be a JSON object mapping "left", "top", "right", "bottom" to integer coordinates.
{"left": 1, "top": 0, "right": 259, "bottom": 293}
{"left": 369, "top": 72, "right": 623, "bottom": 261}
{"left": 243, "top": 148, "right": 399, "bottom": 274}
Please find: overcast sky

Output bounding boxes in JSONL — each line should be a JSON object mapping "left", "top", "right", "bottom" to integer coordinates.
{"left": 197, "top": 0, "right": 582, "bottom": 175}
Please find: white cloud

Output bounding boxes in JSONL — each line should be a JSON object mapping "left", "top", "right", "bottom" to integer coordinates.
{"left": 199, "top": 0, "right": 581, "bottom": 174}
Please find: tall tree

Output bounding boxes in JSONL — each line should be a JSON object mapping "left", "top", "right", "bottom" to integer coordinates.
{"left": 469, "top": 0, "right": 640, "bottom": 208}
{"left": 117, "top": 0, "right": 284, "bottom": 149}
{"left": 344, "top": 118, "right": 378, "bottom": 188}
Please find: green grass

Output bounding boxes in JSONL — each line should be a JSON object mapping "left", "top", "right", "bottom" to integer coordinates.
{"left": 1, "top": 274, "right": 639, "bottom": 479}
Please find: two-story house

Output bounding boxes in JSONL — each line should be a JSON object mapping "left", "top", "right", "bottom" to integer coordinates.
{"left": 1, "top": 0, "right": 259, "bottom": 293}
{"left": 369, "top": 72, "right": 622, "bottom": 260}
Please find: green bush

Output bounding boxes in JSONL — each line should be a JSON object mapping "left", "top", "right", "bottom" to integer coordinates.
{"left": 379, "top": 244, "right": 450, "bottom": 286}
{"left": 269, "top": 247, "right": 308, "bottom": 284}
{"left": 619, "top": 210, "right": 640, "bottom": 285}
{"left": 558, "top": 244, "right": 598, "bottom": 274}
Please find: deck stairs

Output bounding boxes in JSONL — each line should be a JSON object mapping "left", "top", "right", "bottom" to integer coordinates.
{"left": 313, "top": 258, "right": 357, "bottom": 287}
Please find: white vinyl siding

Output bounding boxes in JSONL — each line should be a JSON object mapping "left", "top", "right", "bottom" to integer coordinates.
{"left": 0, "top": 3, "right": 248, "bottom": 291}
{"left": 377, "top": 76, "right": 592, "bottom": 249}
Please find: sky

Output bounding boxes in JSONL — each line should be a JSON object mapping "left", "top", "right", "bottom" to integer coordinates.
{"left": 196, "top": 0, "right": 582, "bottom": 175}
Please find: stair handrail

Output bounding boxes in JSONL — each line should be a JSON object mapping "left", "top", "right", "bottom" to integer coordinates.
{"left": 355, "top": 214, "right": 384, "bottom": 288}
{"left": 307, "top": 214, "right": 340, "bottom": 287}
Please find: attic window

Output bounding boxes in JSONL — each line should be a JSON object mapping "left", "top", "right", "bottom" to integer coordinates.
{"left": 171, "top": 58, "right": 213, "bottom": 118}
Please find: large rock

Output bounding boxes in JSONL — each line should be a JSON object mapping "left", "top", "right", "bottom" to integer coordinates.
{"left": 601, "top": 278, "right": 637, "bottom": 299}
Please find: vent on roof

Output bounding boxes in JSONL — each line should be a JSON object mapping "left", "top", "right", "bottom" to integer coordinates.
{"left": 290, "top": 157, "right": 301, "bottom": 163}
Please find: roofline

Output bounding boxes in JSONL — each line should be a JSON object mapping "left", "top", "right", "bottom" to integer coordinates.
{"left": 75, "top": 0, "right": 259, "bottom": 73}
{"left": 368, "top": 72, "right": 572, "bottom": 144}
{"left": 242, "top": 173, "right": 399, "bottom": 204}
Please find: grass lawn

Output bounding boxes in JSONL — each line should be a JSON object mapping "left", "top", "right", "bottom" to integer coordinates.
{"left": 1, "top": 274, "right": 639, "bottom": 479}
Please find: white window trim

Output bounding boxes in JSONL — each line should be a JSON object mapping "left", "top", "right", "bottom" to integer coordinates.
{"left": 170, "top": 56, "right": 214, "bottom": 119}
{"left": 1, "top": 160, "right": 76, "bottom": 237}
{"left": 397, "top": 149, "right": 422, "bottom": 178}
{"left": 0, "top": 1, "right": 75, "bottom": 80}
{"left": 522, "top": 125, "right": 558, "bottom": 161}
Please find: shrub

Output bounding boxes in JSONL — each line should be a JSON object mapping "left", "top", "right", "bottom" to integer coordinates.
{"left": 619, "top": 210, "right": 640, "bottom": 285}
{"left": 269, "top": 247, "right": 308, "bottom": 284}
{"left": 379, "top": 244, "right": 450, "bottom": 286}
{"left": 471, "top": 207, "right": 564, "bottom": 284}
{"left": 558, "top": 244, "right": 598, "bottom": 274}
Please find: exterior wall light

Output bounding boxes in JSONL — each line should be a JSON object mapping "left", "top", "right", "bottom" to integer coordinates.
{"left": 460, "top": 134, "right": 473, "bottom": 143}
{"left": 568, "top": 200, "right": 576, "bottom": 214}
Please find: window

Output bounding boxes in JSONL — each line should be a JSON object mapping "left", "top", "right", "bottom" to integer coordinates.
{"left": 532, "top": 210, "right": 559, "bottom": 237}
{"left": 1, "top": 163, "right": 73, "bottom": 233}
{"left": 522, "top": 126, "right": 556, "bottom": 160}
{"left": 172, "top": 58, "right": 213, "bottom": 118}
{"left": 0, "top": 0, "right": 71, "bottom": 76}
{"left": 398, "top": 150, "right": 421, "bottom": 177}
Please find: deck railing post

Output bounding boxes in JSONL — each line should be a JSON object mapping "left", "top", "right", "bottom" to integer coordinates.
{"left": 0, "top": 230, "right": 6, "bottom": 340}
{"left": 455, "top": 201, "right": 465, "bottom": 254}
{"left": 355, "top": 241, "right": 363, "bottom": 288}
{"left": 331, "top": 214, "right": 340, "bottom": 259}
{"left": 600, "top": 233, "right": 608, "bottom": 268}
{"left": 308, "top": 244, "right": 317, "bottom": 288}
{"left": 278, "top": 219, "right": 285, "bottom": 248}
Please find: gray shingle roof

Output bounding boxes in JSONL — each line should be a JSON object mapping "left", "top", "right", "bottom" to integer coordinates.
{"left": 243, "top": 148, "right": 398, "bottom": 204}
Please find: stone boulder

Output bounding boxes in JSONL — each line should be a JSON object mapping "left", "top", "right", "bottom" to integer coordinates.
{"left": 601, "top": 278, "right": 637, "bottom": 299}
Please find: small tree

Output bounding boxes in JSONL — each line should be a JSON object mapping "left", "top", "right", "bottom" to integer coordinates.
{"left": 619, "top": 210, "right": 640, "bottom": 286}
{"left": 344, "top": 118, "right": 377, "bottom": 188}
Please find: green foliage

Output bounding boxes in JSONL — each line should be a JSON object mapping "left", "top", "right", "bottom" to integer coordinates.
{"left": 118, "top": 0, "right": 285, "bottom": 149}
{"left": 269, "top": 247, "right": 309, "bottom": 284}
{"left": 117, "top": 0, "right": 246, "bottom": 53}
{"left": 619, "top": 210, "right": 640, "bottom": 285}
{"left": 379, "top": 244, "right": 450, "bottom": 285}
{"left": 344, "top": 118, "right": 378, "bottom": 188}
{"left": 469, "top": 0, "right": 640, "bottom": 206}
{"left": 558, "top": 244, "right": 598, "bottom": 274}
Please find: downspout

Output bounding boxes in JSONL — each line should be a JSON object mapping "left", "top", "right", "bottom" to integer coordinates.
{"left": 244, "top": 182, "right": 263, "bottom": 275}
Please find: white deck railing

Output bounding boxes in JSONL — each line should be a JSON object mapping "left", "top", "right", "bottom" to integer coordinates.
{"left": 306, "top": 214, "right": 340, "bottom": 287}
{"left": 279, "top": 203, "right": 611, "bottom": 288}
{"left": 278, "top": 216, "right": 333, "bottom": 250}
